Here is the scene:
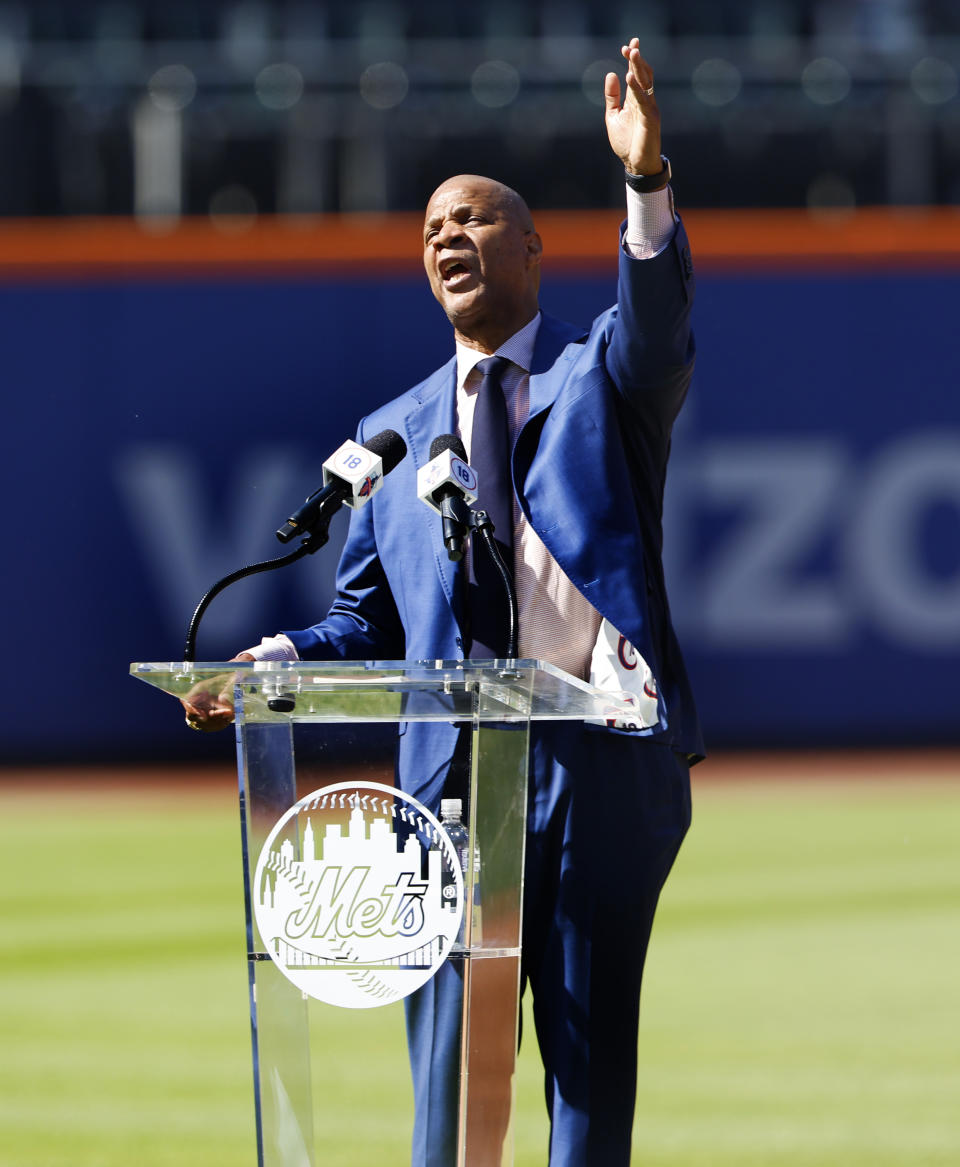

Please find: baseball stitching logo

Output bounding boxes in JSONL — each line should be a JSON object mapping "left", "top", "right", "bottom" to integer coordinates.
{"left": 253, "top": 781, "right": 464, "bottom": 1009}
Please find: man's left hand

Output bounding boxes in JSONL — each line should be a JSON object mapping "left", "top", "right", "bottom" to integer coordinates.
{"left": 604, "top": 38, "right": 663, "bottom": 176}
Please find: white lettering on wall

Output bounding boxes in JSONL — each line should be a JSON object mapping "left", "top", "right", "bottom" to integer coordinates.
{"left": 666, "top": 431, "right": 960, "bottom": 652}
{"left": 847, "top": 432, "right": 960, "bottom": 647}
{"left": 698, "top": 441, "right": 849, "bottom": 646}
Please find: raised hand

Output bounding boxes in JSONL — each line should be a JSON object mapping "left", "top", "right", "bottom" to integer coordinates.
{"left": 604, "top": 39, "right": 663, "bottom": 176}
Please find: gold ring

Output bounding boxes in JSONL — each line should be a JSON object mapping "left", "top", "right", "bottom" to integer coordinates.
{"left": 185, "top": 716, "right": 202, "bottom": 731}
{"left": 643, "top": 85, "right": 654, "bottom": 96}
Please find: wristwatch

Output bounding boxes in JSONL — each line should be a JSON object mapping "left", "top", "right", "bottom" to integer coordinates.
{"left": 624, "top": 155, "right": 671, "bottom": 193}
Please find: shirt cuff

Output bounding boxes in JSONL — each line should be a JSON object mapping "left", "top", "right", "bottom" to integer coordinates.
{"left": 623, "top": 184, "right": 677, "bottom": 260}
{"left": 243, "top": 634, "right": 300, "bottom": 662}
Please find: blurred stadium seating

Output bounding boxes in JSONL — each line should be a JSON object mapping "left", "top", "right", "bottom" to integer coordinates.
{"left": 0, "top": 0, "right": 958, "bottom": 217}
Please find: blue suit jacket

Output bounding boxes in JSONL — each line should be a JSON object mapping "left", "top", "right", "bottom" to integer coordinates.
{"left": 286, "top": 222, "right": 703, "bottom": 802}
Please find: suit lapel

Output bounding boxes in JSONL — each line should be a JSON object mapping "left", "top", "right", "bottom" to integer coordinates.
{"left": 404, "top": 355, "right": 458, "bottom": 467}
{"left": 401, "top": 358, "right": 467, "bottom": 634}
{"left": 515, "top": 311, "right": 588, "bottom": 556}
{"left": 526, "top": 312, "right": 587, "bottom": 419}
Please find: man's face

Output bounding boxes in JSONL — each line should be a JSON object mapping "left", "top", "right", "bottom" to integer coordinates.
{"left": 423, "top": 177, "right": 541, "bottom": 349}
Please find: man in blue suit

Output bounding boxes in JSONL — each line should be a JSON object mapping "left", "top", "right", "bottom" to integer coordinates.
{"left": 186, "top": 37, "right": 702, "bottom": 1166}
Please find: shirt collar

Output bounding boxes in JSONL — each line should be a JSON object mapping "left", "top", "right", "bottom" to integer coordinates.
{"left": 455, "top": 311, "right": 541, "bottom": 393}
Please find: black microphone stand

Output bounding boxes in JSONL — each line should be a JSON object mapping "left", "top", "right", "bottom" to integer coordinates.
{"left": 470, "top": 509, "right": 519, "bottom": 660}
{"left": 183, "top": 496, "right": 341, "bottom": 662}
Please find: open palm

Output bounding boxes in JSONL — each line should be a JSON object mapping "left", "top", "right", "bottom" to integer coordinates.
{"left": 604, "top": 39, "right": 662, "bottom": 175}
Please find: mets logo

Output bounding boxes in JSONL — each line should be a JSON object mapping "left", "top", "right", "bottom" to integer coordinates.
{"left": 253, "top": 782, "right": 463, "bottom": 1009}
{"left": 357, "top": 473, "right": 381, "bottom": 499}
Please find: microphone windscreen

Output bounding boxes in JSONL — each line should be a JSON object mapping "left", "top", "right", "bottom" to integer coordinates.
{"left": 429, "top": 433, "right": 468, "bottom": 462}
{"left": 364, "top": 429, "right": 407, "bottom": 475}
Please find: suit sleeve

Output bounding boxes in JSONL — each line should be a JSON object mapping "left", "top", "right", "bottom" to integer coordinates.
{"left": 604, "top": 218, "right": 696, "bottom": 435}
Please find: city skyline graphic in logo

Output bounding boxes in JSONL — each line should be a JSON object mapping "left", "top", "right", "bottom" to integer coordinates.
{"left": 253, "top": 781, "right": 464, "bottom": 1008}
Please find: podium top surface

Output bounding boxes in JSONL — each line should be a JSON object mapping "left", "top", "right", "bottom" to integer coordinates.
{"left": 130, "top": 658, "right": 638, "bottom": 724}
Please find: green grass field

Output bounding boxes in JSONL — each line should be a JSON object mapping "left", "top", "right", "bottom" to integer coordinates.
{"left": 1, "top": 754, "right": 958, "bottom": 1166}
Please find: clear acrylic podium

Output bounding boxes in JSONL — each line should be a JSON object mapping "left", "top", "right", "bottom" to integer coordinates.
{"left": 131, "top": 659, "right": 634, "bottom": 1167}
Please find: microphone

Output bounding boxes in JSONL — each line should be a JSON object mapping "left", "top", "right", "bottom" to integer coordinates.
{"left": 277, "top": 429, "right": 407, "bottom": 543}
{"left": 417, "top": 435, "right": 478, "bottom": 561}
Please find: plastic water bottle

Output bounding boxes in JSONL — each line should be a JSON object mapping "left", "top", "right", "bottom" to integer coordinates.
{"left": 439, "top": 798, "right": 481, "bottom": 949}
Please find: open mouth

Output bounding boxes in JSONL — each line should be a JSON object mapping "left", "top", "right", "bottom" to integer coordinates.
{"left": 439, "top": 258, "right": 474, "bottom": 288}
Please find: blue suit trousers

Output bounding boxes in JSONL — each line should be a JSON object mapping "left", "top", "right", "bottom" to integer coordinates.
{"left": 405, "top": 724, "right": 692, "bottom": 1166}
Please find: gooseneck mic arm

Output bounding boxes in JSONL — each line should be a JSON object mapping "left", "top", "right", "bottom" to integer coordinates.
{"left": 471, "top": 509, "right": 519, "bottom": 659}
{"left": 182, "top": 428, "right": 407, "bottom": 661}
{"left": 183, "top": 540, "right": 317, "bottom": 662}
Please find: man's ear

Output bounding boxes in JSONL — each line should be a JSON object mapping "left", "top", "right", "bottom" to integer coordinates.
{"left": 526, "top": 231, "right": 543, "bottom": 265}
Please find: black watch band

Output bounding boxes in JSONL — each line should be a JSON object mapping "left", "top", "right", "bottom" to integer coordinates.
{"left": 624, "top": 155, "right": 671, "bottom": 193}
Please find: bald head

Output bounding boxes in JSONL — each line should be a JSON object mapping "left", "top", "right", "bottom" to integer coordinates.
{"left": 427, "top": 175, "right": 536, "bottom": 233}
{"left": 423, "top": 175, "right": 543, "bottom": 353}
